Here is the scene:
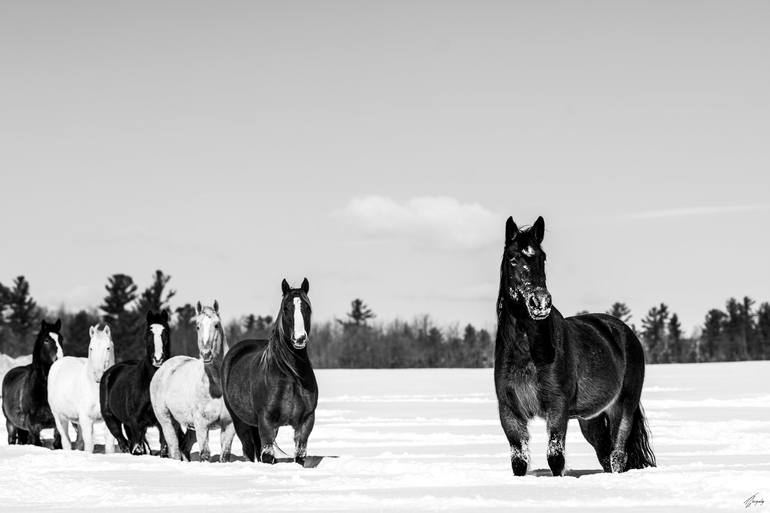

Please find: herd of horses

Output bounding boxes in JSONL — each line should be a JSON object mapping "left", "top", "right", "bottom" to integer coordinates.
{"left": 1, "top": 217, "right": 656, "bottom": 476}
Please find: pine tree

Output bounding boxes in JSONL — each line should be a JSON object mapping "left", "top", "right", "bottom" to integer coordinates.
{"left": 101, "top": 273, "right": 138, "bottom": 360}
{"left": 756, "top": 302, "right": 770, "bottom": 360}
{"left": 174, "top": 303, "right": 198, "bottom": 357}
{"left": 724, "top": 298, "right": 749, "bottom": 361}
{"left": 339, "top": 299, "right": 376, "bottom": 327}
{"left": 6, "top": 276, "right": 39, "bottom": 352}
{"left": 702, "top": 308, "right": 727, "bottom": 361}
{"left": 135, "top": 270, "right": 176, "bottom": 318}
{"left": 66, "top": 310, "right": 101, "bottom": 357}
{"left": 667, "top": 313, "right": 683, "bottom": 362}
{"left": 607, "top": 302, "right": 632, "bottom": 324}
{"left": 641, "top": 303, "right": 669, "bottom": 363}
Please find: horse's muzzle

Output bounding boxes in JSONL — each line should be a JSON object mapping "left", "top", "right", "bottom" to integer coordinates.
{"left": 526, "top": 288, "right": 552, "bottom": 320}
{"left": 292, "top": 335, "right": 308, "bottom": 350}
{"left": 152, "top": 357, "right": 164, "bottom": 367}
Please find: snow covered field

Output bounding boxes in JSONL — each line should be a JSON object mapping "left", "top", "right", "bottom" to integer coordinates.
{"left": 1, "top": 362, "right": 768, "bottom": 512}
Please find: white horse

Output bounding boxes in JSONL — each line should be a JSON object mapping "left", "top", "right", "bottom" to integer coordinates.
{"left": 48, "top": 325, "right": 116, "bottom": 453}
{"left": 150, "top": 300, "right": 235, "bottom": 462}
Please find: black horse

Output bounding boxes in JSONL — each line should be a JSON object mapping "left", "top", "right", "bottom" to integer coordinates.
{"left": 2, "top": 319, "right": 64, "bottom": 448}
{"left": 100, "top": 310, "right": 171, "bottom": 455}
{"left": 222, "top": 278, "right": 317, "bottom": 465}
{"left": 495, "top": 216, "right": 656, "bottom": 476}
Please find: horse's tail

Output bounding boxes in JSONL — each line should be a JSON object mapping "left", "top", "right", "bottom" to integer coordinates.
{"left": 625, "top": 404, "right": 656, "bottom": 469}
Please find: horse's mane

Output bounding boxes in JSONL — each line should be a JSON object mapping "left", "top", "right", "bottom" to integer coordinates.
{"left": 260, "top": 291, "right": 311, "bottom": 379}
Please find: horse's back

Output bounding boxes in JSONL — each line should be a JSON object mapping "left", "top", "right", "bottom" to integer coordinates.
{"left": 48, "top": 357, "right": 87, "bottom": 419}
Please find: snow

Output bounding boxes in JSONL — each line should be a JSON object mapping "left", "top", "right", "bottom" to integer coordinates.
{"left": 1, "top": 361, "right": 769, "bottom": 512}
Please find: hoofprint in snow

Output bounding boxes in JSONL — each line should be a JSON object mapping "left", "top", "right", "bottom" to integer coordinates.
{"left": 1, "top": 362, "right": 768, "bottom": 512}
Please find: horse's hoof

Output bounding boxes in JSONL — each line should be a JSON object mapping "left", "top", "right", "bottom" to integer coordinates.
{"left": 295, "top": 456, "right": 306, "bottom": 467}
{"left": 261, "top": 452, "right": 277, "bottom": 465}
{"left": 200, "top": 451, "right": 210, "bottom": 462}
{"left": 219, "top": 452, "right": 230, "bottom": 463}
{"left": 130, "top": 444, "right": 145, "bottom": 456}
{"left": 511, "top": 456, "right": 529, "bottom": 477}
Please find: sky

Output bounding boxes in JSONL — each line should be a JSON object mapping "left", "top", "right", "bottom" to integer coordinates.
{"left": 1, "top": 1, "right": 769, "bottom": 334}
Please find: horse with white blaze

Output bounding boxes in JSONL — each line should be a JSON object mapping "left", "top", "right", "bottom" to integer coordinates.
{"left": 48, "top": 325, "right": 116, "bottom": 453}
{"left": 150, "top": 301, "right": 235, "bottom": 462}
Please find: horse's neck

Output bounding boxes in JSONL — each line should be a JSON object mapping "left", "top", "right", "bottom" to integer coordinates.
{"left": 496, "top": 300, "right": 562, "bottom": 362}
{"left": 137, "top": 356, "right": 155, "bottom": 381}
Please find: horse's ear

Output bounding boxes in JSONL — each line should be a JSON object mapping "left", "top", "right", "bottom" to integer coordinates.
{"left": 213, "top": 300, "right": 219, "bottom": 313}
{"left": 54, "top": 319, "right": 62, "bottom": 331}
{"left": 146, "top": 310, "right": 154, "bottom": 323}
{"left": 41, "top": 319, "right": 49, "bottom": 330}
{"left": 103, "top": 325, "right": 111, "bottom": 337}
{"left": 281, "top": 279, "right": 290, "bottom": 295}
{"left": 532, "top": 216, "right": 545, "bottom": 244}
{"left": 161, "top": 310, "right": 169, "bottom": 323}
{"left": 89, "top": 325, "right": 97, "bottom": 338}
{"left": 196, "top": 301, "right": 202, "bottom": 315}
{"left": 505, "top": 216, "right": 519, "bottom": 242}
{"left": 301, "top": 278, "right": 309, "bottom": 294}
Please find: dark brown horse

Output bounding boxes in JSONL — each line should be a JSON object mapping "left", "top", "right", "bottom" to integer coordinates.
{"left": 2, "top": 320, "right": 64, "bottom": 448}
{"left": 222, "top": 278, "right": 317, "bottom": 465}
{"left": 495, "top": 216, "right": 655, "bottom": 476}
{"left": 100, "top": 310, "right": 171, "bottom": 455}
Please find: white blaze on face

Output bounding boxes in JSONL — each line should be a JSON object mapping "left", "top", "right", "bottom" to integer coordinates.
{"left": 292, "top": 297, "right": 307, "bottom": 341}
{"left": 199, "top": 316, "right": 212, "bottom": 347}
{"left": 49, "top": 332, "right": 63, "bottom": 359}
{"left": 150, "top": 324, "right": 165, "bottom": 362}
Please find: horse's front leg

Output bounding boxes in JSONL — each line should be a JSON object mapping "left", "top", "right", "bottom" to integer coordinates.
{"left": 293, "top": 412, "right": 315, "bottom": 466}
{"left": 545, "top": 407, "right": 569, "bottom": 476}
{"left": 79, "top": 415, "right": 95, "bottom": 453}
{"left": 193, "top": 416, "right": 211, "bottom": 462}
{"left": 499, "top": 405, "right": 530, "bottom": 477}
{"left": 219, "top": 421, "right": 236, "bottom": 463}
{"left": 257, "top": 415, "right": 279, "bottom": 464}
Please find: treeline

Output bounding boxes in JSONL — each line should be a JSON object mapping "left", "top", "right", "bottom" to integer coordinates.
{"left": 1, "top": 272, "right": 768, "bottom": 366}
{"left": 601, "top": 300, "right": 770, "bottom": 363}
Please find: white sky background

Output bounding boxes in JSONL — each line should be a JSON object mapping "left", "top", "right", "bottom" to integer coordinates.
{"left": 1, "top": 1, "right": 768, "bottom": 333}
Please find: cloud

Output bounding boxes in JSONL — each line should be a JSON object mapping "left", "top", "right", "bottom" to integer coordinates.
{"left": 338, "top": 195, "right": 500, "bottom": 251}
{"left": 627, "top": 204, "right": 770, "bottom": 220}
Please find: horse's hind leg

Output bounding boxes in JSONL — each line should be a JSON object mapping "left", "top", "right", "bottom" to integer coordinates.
{"left": 102, "top": 408, "right": 130, "bottom": 453}
{"left": 579, "top": 414, "right": 613, "bottom": 472}
{"left": 545, "top": 407, "right": 569, "bottom": 477}
{"left": 156, "top": 411, "right": 181, "bottom": 460}
{"left": 231, "top": 415, "right": 257, "bottom": 462}
{"left": 498, "top": 405, "right": 530, "bottom": 477}
{"left": 6, "top": 421, "right": 18, "bottom": 445}
{"left": 17, "top": 428, "right": 29, "bottom": 445}
{"left": 54, "top": 414, "right": 73, "bottom": 450}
